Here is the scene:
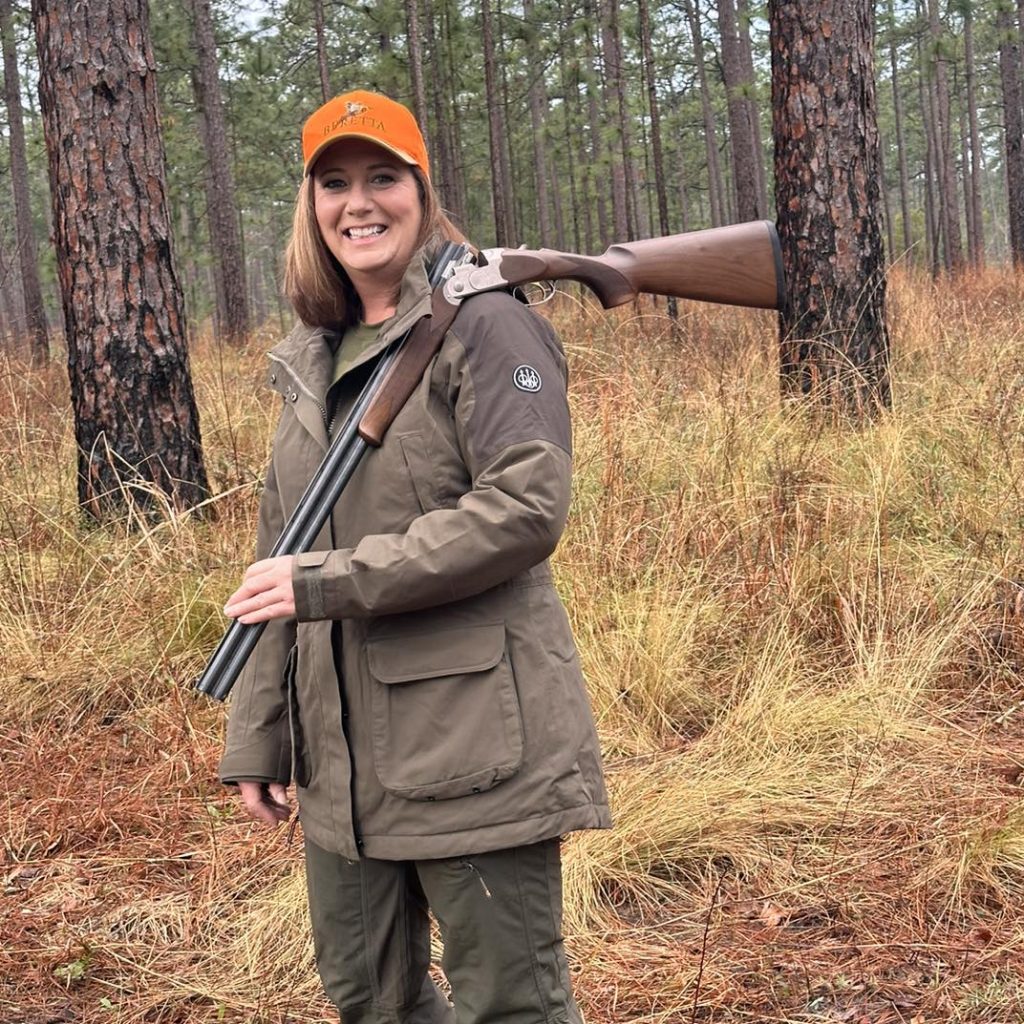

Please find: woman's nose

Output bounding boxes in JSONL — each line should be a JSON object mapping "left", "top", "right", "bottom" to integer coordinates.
{"left": 346, "top": 182, "right": 372, "bottom": 212}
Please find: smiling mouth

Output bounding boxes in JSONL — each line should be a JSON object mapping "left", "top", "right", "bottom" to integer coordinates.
{"left": 345, "top": 225, "right": 387, "bottom": 239}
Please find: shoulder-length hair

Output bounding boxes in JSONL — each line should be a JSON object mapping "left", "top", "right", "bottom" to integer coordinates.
{"left": 283, "top": 167, "right": 466, "bottom": 329}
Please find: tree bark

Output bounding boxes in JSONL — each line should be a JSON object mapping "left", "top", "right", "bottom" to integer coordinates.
{"left": 32, "top": 0, "right": 209, "bottom": 518}
{"left": 770, "top": 0, "right": 890, "bottom": 416}
{"left": 188, "top": 0, "right": 250, "bottom": 343}
{"left": 998, "top": 0, "right": 1024, "bottom": 265}
{"left": 1, "top": 0, "right": 49, "bottom": 365}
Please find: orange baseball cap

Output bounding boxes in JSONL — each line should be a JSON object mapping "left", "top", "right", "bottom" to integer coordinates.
{"left": 302, "top": 90, "right": 430, "bottom": 179}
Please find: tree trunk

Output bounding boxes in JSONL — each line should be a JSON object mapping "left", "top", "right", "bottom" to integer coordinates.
{"left": 886, "top": 0, "right": 913, "bottom": 259}
{"left": 482, "top": 0, "right": 513, "bottom": 244}
{"left": 998, "top": 0, "right": 1024, "bottom": 265}
{"left": 582, "top": 1, "right": 608, "bottom": 248}
{"left": 683, "top": 0, "right": 725, "bottom": 227}
{"left": 495, "top": 0, "right": 521, "bottom": 242}
{"left": 638, "top": 0, "right": 677, "bottom": 320}
{"left": 558, "top": 37, "right": 584, "bottom": 252}
{"left": 961, "top": 0, "right": 984, "bottom": 266}
{"left": 719, "top": 0, "right": 763, "bottom": 221}
{"left": 770, "top": 0, "right": 890, "bottom": 416}
{"left": 32, "top": 0, "right": 209, "bottom": 518}
{"left": 313, "top": 0, "right": 331, "bottom": 102}
{"left": 424, "top": 0, "right": 461, "bottom": 224}
{"left": 736, "top": 0, "right": 768, "bottom": 214}
{"left": 406, "top": 0, "right": 429, "bottom": 153}
{"left": 188, "top": 0, "right": 250, "bottom": 343}
{"left": 915, "top": 12, "right": 940, "bottom": 275}
{"left": 1, "top": 0, "right": 49, "bottom": 366}
{"left": 926, "top": 0, "right": 964, "bottom": 273}
{"left": 523, "top": 0, "right": 553, "bottom": 246}
{"left": 599, "top": 0, "right": 631, "bottom": 240}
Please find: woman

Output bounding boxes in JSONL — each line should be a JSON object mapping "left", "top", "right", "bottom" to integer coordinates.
{"left": 219, "top": 90, "right": 610, "bottom": 1024}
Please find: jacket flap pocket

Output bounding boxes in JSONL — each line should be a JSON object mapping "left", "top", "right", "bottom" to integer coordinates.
{"left": 368, "top": 623, "right": 505, "bottom": 683}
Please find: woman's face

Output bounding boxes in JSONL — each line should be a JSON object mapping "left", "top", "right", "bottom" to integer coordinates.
{"left": 312, "top": 137, "right": 423, "bottom": 295}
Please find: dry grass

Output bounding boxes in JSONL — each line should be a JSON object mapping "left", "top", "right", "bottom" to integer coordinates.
{"left": 3, "top": 266, "right": 1024, "bottom": 1023}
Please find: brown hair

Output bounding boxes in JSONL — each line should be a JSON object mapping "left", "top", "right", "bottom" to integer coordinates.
{"left": 283, "top": 168, "right": 466, "bottom": 328}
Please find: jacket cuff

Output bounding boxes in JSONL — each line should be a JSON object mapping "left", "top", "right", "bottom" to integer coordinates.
{"left": 293, "top": 549, "right": 331, "bottom": 621}
{"left": 218, "top": 734, "right": 291, "bottom": 786}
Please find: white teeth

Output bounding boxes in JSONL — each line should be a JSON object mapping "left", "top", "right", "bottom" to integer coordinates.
{"left": 348, "top": 225, "right": 385, "bottom": 238}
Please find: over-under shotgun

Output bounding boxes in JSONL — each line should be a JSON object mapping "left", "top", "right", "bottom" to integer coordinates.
{"left": 196, "top": 221, "right": 784, "bottom": 701}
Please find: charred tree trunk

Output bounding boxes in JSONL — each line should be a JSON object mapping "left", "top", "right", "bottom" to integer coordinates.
{"left": 1, "top": 0, "right": 49, "bottom": 366}
{"left": 188, "top": 0, "right": 250, "bottom": 343}
{"left": 32, "top": 0, "right": 209, "bottom": 518}
{"left": 770, "top": 0, "right": 890, "bottom": 416}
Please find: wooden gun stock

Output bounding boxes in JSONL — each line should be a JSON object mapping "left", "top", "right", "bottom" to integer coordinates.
{"left": 493, "top": 219, "right": 784, "bottom": 310}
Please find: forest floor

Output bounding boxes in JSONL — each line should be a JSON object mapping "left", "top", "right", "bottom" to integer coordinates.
{"left": 3, "top": 268, "right": 1024, "bottom": 1023}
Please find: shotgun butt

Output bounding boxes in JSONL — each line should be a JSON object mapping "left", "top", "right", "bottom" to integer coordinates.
{"left": 496, "top": 220, "right": 784, "bottom": 310}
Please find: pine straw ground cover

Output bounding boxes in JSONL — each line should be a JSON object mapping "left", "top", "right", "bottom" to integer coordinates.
{"left": 3, "top": 268, "right": 1024, "bottom": 1023}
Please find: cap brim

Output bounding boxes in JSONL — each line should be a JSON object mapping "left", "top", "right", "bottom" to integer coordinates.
{"left": 304, "top": 133, "right": 418, "bottom": 175}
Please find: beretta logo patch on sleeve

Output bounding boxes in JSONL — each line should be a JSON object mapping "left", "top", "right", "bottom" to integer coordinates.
{"left": 513, "top": 365, "right": 542, "bottom": 392}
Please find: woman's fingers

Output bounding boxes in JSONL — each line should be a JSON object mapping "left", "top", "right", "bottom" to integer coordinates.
{"left": 224, "top": 556, "right": 296, "bottom": 623}
{"left": 238, "top": 781, "right": 292, "bottom": 824}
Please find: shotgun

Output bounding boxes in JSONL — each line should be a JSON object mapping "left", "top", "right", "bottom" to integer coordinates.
{"left": 196, "top": 220, "right": 784, "bottom": 700}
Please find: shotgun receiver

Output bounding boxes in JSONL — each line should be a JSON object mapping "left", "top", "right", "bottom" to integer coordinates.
{"left": 196, "top": 222, "right": 783, "bottom": 701}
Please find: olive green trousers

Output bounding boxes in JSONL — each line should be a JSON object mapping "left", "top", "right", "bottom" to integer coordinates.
{"left": 303, "top": 836, "right": 583, "bottom": 1024}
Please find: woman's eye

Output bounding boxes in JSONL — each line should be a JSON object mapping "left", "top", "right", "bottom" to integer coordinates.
{"left": 321, "top": 177, "right": 347, "bottom": 190}
{"left": 371, "top": 173, "right": 396, "bottom": 186}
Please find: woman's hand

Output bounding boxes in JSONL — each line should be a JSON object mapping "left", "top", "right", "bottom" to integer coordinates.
{"left": 237, "top": 781, "right": 292, "bottom": 825}
{"left": 224, "top": 556, "right": 297, "bottom": 623}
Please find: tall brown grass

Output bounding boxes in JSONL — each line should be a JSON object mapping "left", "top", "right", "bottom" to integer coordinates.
{"left": 3, "top": 266, "right": 1024, "bottom": 1022}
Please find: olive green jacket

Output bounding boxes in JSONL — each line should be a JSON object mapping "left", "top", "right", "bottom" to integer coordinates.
{"left": 219, "top": 252, "right": 611, "bottom": 860}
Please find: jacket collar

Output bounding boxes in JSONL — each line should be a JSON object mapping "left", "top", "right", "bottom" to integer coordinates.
{"left": 268, "top": 245, "right": 436, "bottom": 400}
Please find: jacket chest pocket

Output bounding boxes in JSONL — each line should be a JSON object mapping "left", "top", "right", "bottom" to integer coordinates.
{"left": 367, "top": 623, "right": 524, "bottom": 801}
